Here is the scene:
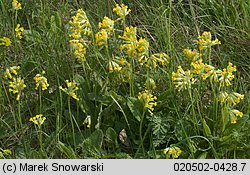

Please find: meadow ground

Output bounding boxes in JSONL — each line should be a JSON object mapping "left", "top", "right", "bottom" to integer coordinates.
{"left": 0, "top": 0, "right": 250, "bottom": 158}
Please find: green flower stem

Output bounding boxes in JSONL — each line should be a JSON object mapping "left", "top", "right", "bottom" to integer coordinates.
{"left": 39, "top": 86, "right": 42, "bottom": 113}
{"left": 188, "top": 88, "right": 199, "bottom": 135}
{"left": 38, "top": 126, "right": 44, "bottom": 153}
{"left": 139, "top": 110, "right": 146, "bottom": 156}
{"left": 129, "top": 58, "right": 135, "bottom": 97}
{"left": 68, "top": 97, "right": 76, "bottom": 150}
{"left": 17, "top": 100, "right": 23, "bottom": 129}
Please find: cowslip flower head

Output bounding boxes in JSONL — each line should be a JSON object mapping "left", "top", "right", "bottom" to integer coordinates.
{"left": 119, "top": 26, "right": 137, "bottom": 58}
{"left": 138, "top": 90, "right": 157, "bottom": 112}
{"left": 0, "top": 37, "right": 12, "bottom": 46}
{"left": 59, "top": 80, "right": 79, "bottom": 101}
{"left": 163, "top": 146, "right": 182, "bottom": 159}
{"left": 12, "top": 0, "right": 22, "bottom": 10}
{"left": 69, "top": 9, "right": 92, "bottom": 37}
{"left": 15, "top": 24, "right": 24, "bottom": 39}
{"left": 95, "top": 29, "right": 108, "bottom": 46}
{"left": 136, "top": 38, "right": 149, "bottom": 65}
{"left": 98, "top": 16, "right": 114, "bottom": 34}
{"left": 9, "top": 77, "right": 26, "bottom": 101}
{"left": 34, "top": 72, "right": 49, "bottom": 91}
{"left": 218, "top": 62, "right": 236, "bottom": 87}
{"left": 218, "top": 92, "right": 244, "bottom": 106}
{"left": 183, "top": 48, "right": 200, "bottom": 61}
{"left": 196, "top": 31, "right": 221, "bottom": 50}
{"left": 190, "top": 59, "right": 205, "bottom": 75}
{"left": 69, "top": 39, "right": 86, "bottom": 62}
{"left": 108, "top": 61, "right": 122, "bottom": 73}
{"left": 172, "top": 66, "right": 196, "bottom": 92}
{"left": 30, "top": 114, "right": 46, "bottom": 126}
{"left": 4, "top": 66, "right": 20, "bottom": 79}
{"left": 113, "top": 4, "right": 131, "bottom": 21}
{"left": 202, "top": 64, "right": 221, "bottom": 82}
{"left": 229, "top": 109, "right": 243, "bottom": 124}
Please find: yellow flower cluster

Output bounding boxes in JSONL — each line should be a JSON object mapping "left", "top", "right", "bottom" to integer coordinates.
{"left": 4, "top": 66, "right": 20, "bottom": 79}
{"left": 15, "top": 24, "right": 24, "bottom": 39}
{"left": 34, "top": 72, "right": 49, "bottom": 91}
{"left": 98, "top": 16, "right": 114, "bottom": 34}
{"left": 30, "top": 114, "right": 46, "bottom": 126}
{"left": 190, "top": 59, "right": 205, "bottom": 75}
{"left": 95, "top": 29, "right": 108, "bottom": 46}
{"left": 189, "top": 60, "right": 236, "bottom": 88}
{"left": 229, "top": 109, "right": 243, "bottom": 124}
{"left": 146, "top": 53, "right": 170, "bottom": 69}
{"left": 9, "top": 77, "right": 26, "bottom": 101}
{"left": 119, "top": 26, "right": 137, "bottom": 58}
{"left": 172, "top": 66, "right": 196, "bottom": 92}
{"left": 108, "top": 60, "right": 122, "bottom": 73}
{"left": 196, "top": 31, "right": 221, "bottom": 50}
{"left": 163, "top": 146, "right": 182, "bottom": 159}
{"left": 4, "top": 66, "right": 26, "bottom": 101}
{"left": 218, "top": 62, "right": 236, "bottom": 87}
{"left": 202, "top": 64, "right": 220, "bottom": 82}
{"left": 138, "top": 90, "right": 157, "bottom": 112}
{"left": 218, "top": 92, "right": 244, "bottom": 106}
{"left": 12, "top": 0, "right": 22, "bottom": 10}
{"left": 59, "top": 80, "right": 79, "bottom": 101}
{"left": 0, "top": 37, "right": 12, "bottom": 46}
{"left": 113, "top": 3, "right": 131, "bottom": 21}
{"left": 136, "top": 38, "right": 149, "bottom": 65}
{"left": 95, "top": 16, "right": 114, "bottom": 47}
{"left": 218, "top": 91, "right": 244, "bottom": 123}
{"left": 69, "top": 9, "right": 92, "bottom": 62}
{"left": 183, "top": 48, "right": 200, "bottom": 61}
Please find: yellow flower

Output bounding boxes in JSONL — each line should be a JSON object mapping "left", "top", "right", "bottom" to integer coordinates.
{"left": 196, "top": 31, "right": 221, "bottom": 50}
{"left": 183, "top": 48, "right": 200, "bottom": 61}
{"left": 0, "top": 37, "right": 12, "bottom": 46}
{"left": 4, "top": 66, "right": 20, "bottom": 79}
{"left": 172, "top": 66, "right": 196, "bottom": 92}
{"left": 59, "top": 80, "right": 79, "bottom": 101}
{"left": 69, "top": 9, "right": 92, "bottom": 37}
{"left": 12, "top": 0, "right": 22, "bottom": 10}
{"left": 136, "top": 38, "right": 149, "bottom": 65}
{"left": 149, "top": 53, "right": 170, "bottom": 69}
{"left": 218, "top": 91, "right": 244, "bottom": 106}
{"left": 138, "top": 90, "right": 157, "bottom": 112}
{"left": 9, "top": 77, "right": 26, "bottom": 101}
{"left": 229, "top": 109, "right": 243, "bottom": 124}
{"left": 95, "top": 29, "right": 108, "bottom": 46}
{"left": 119, "top": 26, "right": 137, "bottom": 58}
{"left": 98, "top": 16, "right": 114, "bottom": 34}
{"left": 218, "top": 62, "right": 236, "bottom": 87}
{"left": 108, "top": 60, "right": 122, "bottom": 73}
{"left": 30, "top": 114, "right": 46, "bottom": 126}
{"left": 113, "top": 4, "right": 131, "bottom": 21}
{"left": 34, "top": 73, "right": 49, "bottom": 91}
{"left": 190, "top": 59, "right": 205, "bottom": 75}
{"left": 69, "top": 39, "right": 86, "bottom": 62}
{"left": 69, "top": 9, "right": 92, "bottom": 62}
{"left": 83, "top": 115, "right": 91, "bottom": 128}
{"left": 163, "top": 146, "right": 182, "bottom": 159}
{"left": 15, "top": 24, "right": 24, "bottom": 39}
{"left": 202, "top": 64, "right": 221, "bottom": 82}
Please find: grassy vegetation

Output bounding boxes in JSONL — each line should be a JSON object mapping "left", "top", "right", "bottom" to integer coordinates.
{"left": 0, "top": 0, "right": 250, "bottom": 159}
